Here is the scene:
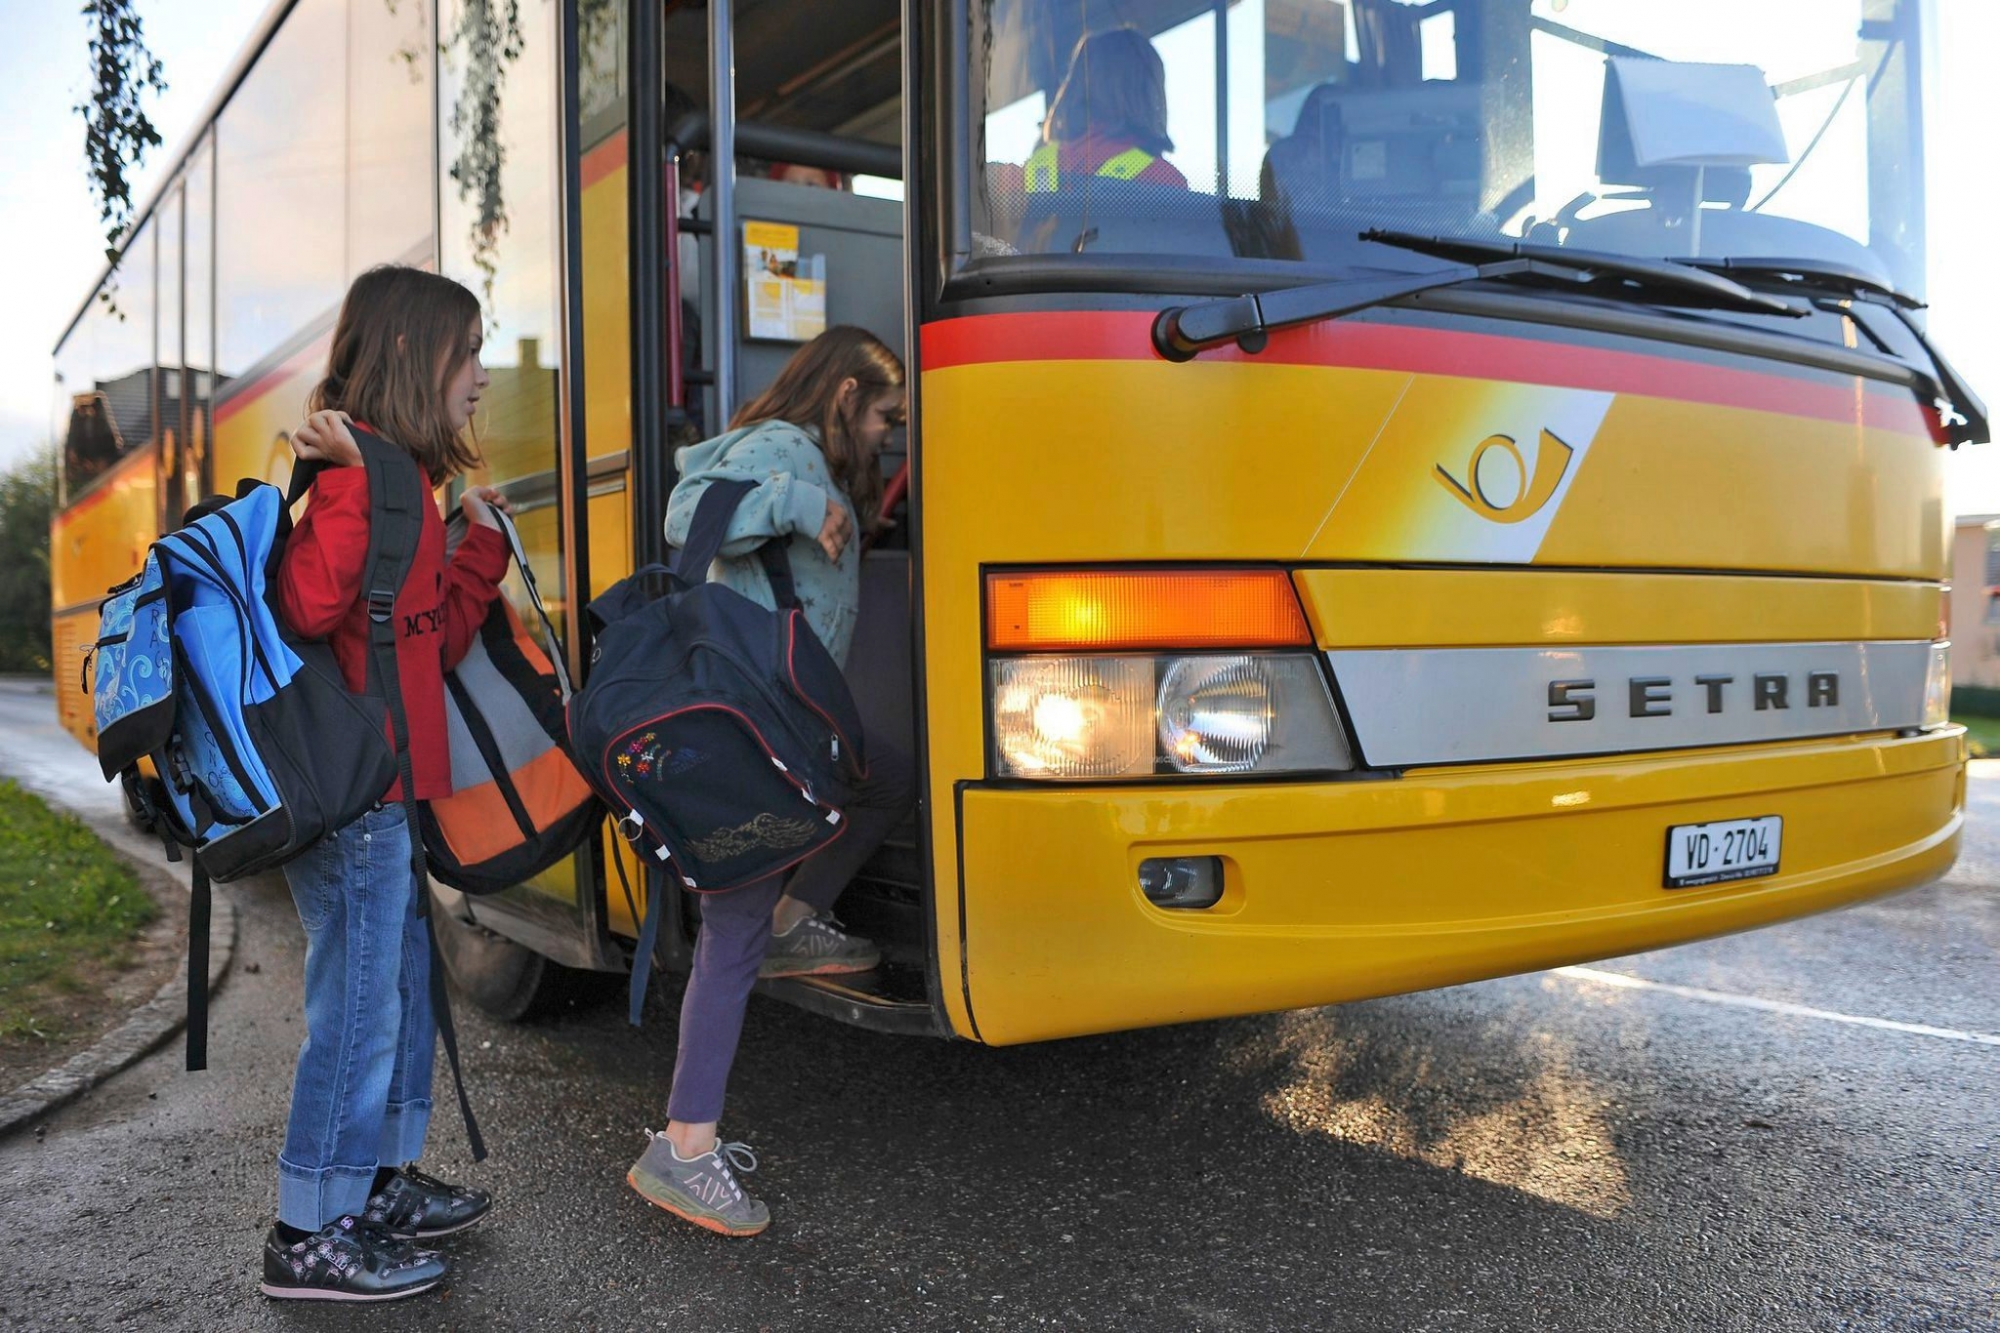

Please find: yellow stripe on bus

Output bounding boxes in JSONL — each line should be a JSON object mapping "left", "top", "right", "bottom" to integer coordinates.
{"left": 1291, "top": 569, "right": 1942, "bottom": 648}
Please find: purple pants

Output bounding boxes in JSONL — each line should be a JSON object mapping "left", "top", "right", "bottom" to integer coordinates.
{"left": 665, "top": 744, "right": 913, "bottom": 1124}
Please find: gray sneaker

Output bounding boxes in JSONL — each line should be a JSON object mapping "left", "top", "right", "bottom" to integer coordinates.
{"left": 627, "top": 1132, "right": 771, "bottom": 1237}
{"left": 761, "top": 913, "right": 881, "bottom": 978}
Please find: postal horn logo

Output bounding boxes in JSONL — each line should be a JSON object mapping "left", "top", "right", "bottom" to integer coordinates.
{"left": 1434, "top": 428, "right": 1575, "bottom": 524}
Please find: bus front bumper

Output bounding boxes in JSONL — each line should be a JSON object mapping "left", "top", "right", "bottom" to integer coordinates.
{"left": 953, "top": 730, "right": 1965, "bottom": 1045}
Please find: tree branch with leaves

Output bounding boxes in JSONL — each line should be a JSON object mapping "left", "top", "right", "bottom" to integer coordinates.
{"left": 76, "top": 0, "right": 168, "bottom": 289}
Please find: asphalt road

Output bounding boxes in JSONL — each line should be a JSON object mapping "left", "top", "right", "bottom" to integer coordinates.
{"left": 0, "top": 679, "right": 1994, "bottom": 1332}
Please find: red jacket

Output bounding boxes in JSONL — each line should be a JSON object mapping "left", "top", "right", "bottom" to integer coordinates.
{"left": 276, "top": 465, "right": 510, "bottom": 802}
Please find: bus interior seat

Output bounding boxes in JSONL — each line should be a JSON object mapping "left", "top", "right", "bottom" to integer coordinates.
{"left": 1262, "top": 83, "right": 1481, "bottom": 204}
{"left": 1242, "top": 81, "right": 1492, "bottom": 262}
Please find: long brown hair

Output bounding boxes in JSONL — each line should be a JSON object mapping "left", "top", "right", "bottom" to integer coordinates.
{"left": 308, "top": 265, "right": 483, "bottom": 483}
{"left": 1043, "top": 27, "right": 1174, "bottom": 155}
{"left": 729, "top": 325, "right": 904, "bottom": 530}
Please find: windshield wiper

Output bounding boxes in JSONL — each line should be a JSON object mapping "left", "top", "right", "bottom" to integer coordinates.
{"left": 1153, "top": 228, "right": 1807, "bottom": 362}
{"left": 1686, "top": 256, "right": 1988, "bottom": 446}
{"left": 1691, "top": 255, "right": 1921, "bottom": 308}
{"left": 1360, "top": 230, "right": 1820, "bottom": 316}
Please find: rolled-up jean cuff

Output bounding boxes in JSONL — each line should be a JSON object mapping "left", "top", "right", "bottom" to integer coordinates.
{"left": 377, "top": 1098, "right": 433, "bottom": 1169}
{"left": 276, "top": 1158, "right": 378, "bottom": 1231}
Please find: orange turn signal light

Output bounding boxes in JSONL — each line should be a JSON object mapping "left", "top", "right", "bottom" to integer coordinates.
{"left": 985, "top": 569, "right": 1311, "bottom": 652}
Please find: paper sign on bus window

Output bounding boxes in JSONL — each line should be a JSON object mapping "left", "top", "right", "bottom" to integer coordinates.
{"left": 743, "top": 220, "right": 827, "bottom": 343}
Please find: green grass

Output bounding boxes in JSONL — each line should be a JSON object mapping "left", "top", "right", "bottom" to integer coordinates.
{"left": 1953, "top": 713, "right": 2000, "bottom": 760}
{"left": 0, "top": 779, "right": 154, "bottom": 1044}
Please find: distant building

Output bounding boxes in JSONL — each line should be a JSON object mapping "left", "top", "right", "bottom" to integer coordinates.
{"left": 1949, "top": 514, "right": 2000, "bottom": 688}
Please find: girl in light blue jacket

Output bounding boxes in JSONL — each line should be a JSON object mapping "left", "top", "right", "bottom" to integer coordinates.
{"left": 632, "top": 327, "right": 910, "bottom": 1237}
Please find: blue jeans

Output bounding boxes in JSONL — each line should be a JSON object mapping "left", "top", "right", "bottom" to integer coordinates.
{"left": 276, "top": 803, "right": 435, "bottom": 1229}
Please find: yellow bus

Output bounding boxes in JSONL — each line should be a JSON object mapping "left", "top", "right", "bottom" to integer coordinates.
{"left": 52, "top": 0, "right": 1982, "bottom": 1045}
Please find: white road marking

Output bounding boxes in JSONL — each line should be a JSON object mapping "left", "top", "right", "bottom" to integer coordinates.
{"left": 1553, "top": 966, "right": 2000, "bottom": 1047}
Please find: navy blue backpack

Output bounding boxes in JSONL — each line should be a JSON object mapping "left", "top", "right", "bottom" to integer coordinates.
{"left": 567, "top": 478, "right": 867, "bottom": 1022}
{"left": 89, "top": 432, "right": 485, "bottom": 1157}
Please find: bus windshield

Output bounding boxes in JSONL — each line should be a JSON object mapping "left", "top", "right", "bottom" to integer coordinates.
{"left": 967, "top": 0, "right": 1926, "bottom": 297}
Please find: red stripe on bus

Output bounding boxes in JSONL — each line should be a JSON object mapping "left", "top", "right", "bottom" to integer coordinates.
{"left": 919, "top": 311, "right": 1943, "bottom": 440}
{"left": 581, "top": 132, "right": 627, "bottom": 190}
{"left": 213, "top": 338, "right": 330, "bottom": 428}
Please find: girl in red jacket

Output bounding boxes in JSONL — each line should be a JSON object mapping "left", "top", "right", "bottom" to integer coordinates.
{"left": 261, "top": 265, "right": 511, "bottom": 1303}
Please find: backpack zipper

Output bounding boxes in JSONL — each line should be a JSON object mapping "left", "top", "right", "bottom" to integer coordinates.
{"left": 779, "top": 609, "right": 862, "bottom": 774}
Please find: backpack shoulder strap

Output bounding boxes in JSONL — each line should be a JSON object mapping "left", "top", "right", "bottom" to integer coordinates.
{"left": 674, "top": 476, "right": 801, "bottom": 610}
{"left": 282, "top": 458, "right": 325, "bottom": 508}
{"left": 185, "top": 861, "right": 211, "bottom": 1071}
{"left": 672, "top": 477, "right": 760, "bottom": 591}
{"left": 491, "top": 508, "right": 572, "bottom": 700}
{"left": 348, "top": 430, "right": 488, "bottom": 1163}
{"left": 351, "top": 432, "right": 428, "bottom": 641}
{"left": 755, "top": 542, "right": 800, "bottom": 611}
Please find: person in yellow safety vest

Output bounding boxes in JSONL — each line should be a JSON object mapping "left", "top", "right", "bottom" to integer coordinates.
{"left": 1023, "top": 26, "right": 1189, "bottom": 194}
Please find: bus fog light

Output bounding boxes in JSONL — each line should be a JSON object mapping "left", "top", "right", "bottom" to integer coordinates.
{"left": 1139, "top": 856, "right": 1224, "bottom": 909}
{"left": 1924, "top": 641, "right": 1951, "bottom": 730}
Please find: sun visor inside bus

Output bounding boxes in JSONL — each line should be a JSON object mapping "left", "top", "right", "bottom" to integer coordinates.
{"left": 1597, "top": 57, "right": 1789, "bottom": 185}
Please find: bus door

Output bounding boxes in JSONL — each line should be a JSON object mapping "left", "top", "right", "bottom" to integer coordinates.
{"left": 624, "top": 0, "right": 937, "bottom": 1029}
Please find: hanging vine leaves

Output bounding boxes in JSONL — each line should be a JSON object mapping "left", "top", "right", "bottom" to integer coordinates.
{"left": 578, "top": 0, "right": 615, "bottom": 58}
{"left": 445, "top": 0, "right": 618, "bottom": 309}
{"left": 76, "top": 0, "right": 168, "bottom": 311}
{"left": 446, "top": 0, "right": 524, "bottom": 305}
{"left": 386, "top": 0, "right": 431, "bottom": 79}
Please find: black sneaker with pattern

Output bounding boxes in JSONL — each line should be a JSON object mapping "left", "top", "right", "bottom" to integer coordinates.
{"left": 259, "top": 1215, "right": 448, "bottom": 1302}
{"left": 362, "top": 1166, "right": 494, "bottom": 1239}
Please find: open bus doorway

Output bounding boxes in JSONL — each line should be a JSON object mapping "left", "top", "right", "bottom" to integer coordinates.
{"left": 648, "top": 0, "right": 930, "bottom": 1020}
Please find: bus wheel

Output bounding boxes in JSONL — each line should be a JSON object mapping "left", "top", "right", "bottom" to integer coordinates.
{"left": 429, "top": 888, "right": 584, "bottom": 1022}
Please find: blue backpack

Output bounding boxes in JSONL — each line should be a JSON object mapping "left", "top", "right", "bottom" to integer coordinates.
{"left": 92, "top": 481, "right": 408, "bottom": 875}
{"left": 88, "top": 433, "right": 486, "bottom": 1158}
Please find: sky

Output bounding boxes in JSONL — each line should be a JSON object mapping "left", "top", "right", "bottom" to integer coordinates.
{"left": 0, "top": 0, "right": 269, "bottom": 472}
{"left": 3, "top": 0, "right": 1998, "bottom": 514}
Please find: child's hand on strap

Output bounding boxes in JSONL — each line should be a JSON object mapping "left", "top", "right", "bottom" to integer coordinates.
{"left": 289, "top": 410, "right": 362, "bottom": 467}
{"left": 816, "top": 501, "right": 853, "bottom": 562}
{"left": 461, "top": 486, "right": 511, "bottom": 531}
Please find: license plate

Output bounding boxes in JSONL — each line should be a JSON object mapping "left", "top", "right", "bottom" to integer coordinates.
{"left": 1664, "top": 816, "right": 1782, "bottom": 888}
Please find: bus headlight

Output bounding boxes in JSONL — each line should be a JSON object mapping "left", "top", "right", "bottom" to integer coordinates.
{"left": 990, "top": 653, "right": 1353, "bottom": 780}
{"left": 1924, "top": 641, "right": 1951, "bottom": 730}
{"left": 1159, "top": 656, "right": 1272, "bottom": 772}
{"left": 991, "top": 657, "right": 1156, "bottom": 778}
